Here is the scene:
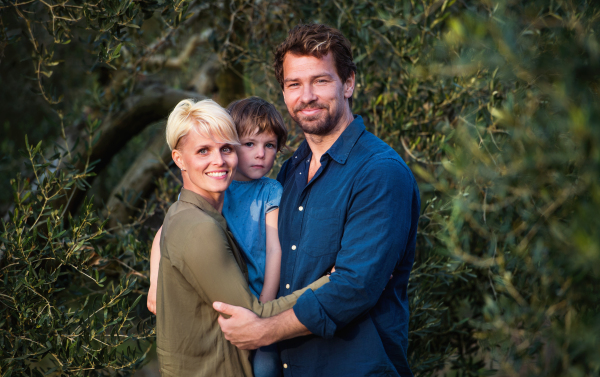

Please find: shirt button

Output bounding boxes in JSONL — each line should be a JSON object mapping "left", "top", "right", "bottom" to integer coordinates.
{"left": 298, "top": 206, "right": 304, "bottom": 211}
{"left": 283, "top": 363, "right": 288, "bottom": 368}
{"left": 291, "top": 245, "right": 297, "bottom": 250}
{"left": 286, "top": 284, "right": 290, "bottom": 289}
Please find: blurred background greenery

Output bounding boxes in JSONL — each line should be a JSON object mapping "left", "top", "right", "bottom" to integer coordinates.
{"left": 1, "top": 0, "right": 599, "bottom": 375}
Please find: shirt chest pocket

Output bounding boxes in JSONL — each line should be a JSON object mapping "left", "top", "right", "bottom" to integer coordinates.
{"left": 302, "top": 208, "right": 342, "bottom": 257}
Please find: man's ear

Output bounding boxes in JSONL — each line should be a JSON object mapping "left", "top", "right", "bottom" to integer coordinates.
{"left": 282, "top": 90, "right": 288, "bottom": 106}
{"left": 344, "top": 71, "right": 356, "bottom": 99}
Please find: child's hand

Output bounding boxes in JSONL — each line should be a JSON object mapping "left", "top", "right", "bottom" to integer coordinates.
{"left": 147, "top": 284, "right": 157, "bottom": 314}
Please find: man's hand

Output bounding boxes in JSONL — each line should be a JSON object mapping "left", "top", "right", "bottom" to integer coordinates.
{"left": 213, "top": 302, "right": 270, "bottom": 350}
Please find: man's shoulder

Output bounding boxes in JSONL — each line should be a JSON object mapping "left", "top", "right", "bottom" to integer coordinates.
{"left": 353, "top": 130, "right": 414, "bottom": 177}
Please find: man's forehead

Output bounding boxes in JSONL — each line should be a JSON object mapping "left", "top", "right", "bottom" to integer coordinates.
{"left": 282, "top": 52, "right": 337, "bottom": 79}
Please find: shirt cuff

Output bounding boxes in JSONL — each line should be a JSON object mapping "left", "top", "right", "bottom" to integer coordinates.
{"left": 293, "top": 289, "right": 337, "bottom": 339}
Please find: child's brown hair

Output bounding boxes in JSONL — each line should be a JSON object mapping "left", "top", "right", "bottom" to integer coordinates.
{"left": 227, "top": 97, "right": 288, "bottom": 151}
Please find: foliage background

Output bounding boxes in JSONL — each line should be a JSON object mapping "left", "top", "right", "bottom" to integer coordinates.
{"left": 1, "top": 0, "right": 599, "bottom": 375}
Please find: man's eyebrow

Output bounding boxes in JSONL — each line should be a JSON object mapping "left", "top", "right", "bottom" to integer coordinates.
{"left": 284, "top": 73, "right": 334, "bottom": 83}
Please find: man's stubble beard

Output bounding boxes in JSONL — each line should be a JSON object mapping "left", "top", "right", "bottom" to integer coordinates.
{"left": 291, "top": 101, "right": 345, "bottom": 137}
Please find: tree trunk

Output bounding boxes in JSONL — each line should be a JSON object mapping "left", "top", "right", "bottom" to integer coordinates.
{"left": 67, "top": 84, "right": 203, "bottom": 214}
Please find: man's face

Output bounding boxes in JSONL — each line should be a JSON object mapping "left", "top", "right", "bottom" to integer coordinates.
{"left": 282, "top": 52, "right": 354, "bottom": 136}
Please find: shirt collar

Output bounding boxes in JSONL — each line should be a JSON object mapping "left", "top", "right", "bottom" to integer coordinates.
{"left": 178, "top": 188, "right": 228, "bottom": 230}
{"left": 290, "top": 115, "right": 366, "bottom": 166}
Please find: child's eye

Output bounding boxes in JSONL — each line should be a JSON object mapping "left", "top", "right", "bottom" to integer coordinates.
{"left": 245, "top": 142, "right": 254, "bottom": 147}
{"left": 266, "top": 143, "right": 276, "bottom": 149}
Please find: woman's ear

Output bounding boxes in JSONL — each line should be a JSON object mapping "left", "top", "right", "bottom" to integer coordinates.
{"left": 172, "top": 149, "right": 186, "bottom": 171}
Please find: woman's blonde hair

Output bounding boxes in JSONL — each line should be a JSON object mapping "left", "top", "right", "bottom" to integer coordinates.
{"left": 165, "top": 99, "right": 240, "bottom": 150}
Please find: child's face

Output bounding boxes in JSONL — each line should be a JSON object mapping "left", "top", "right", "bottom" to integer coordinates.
{"left": 233, "top": 129, "right": 278, "bottom": 181}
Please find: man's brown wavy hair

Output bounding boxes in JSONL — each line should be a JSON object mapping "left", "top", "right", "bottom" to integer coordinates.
{"left": 274, "top": 24, "right": 357, "bottom": 107}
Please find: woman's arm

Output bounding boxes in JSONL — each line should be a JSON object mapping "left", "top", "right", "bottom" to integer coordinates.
{"left": 172, "top": 219, "right": 328, "bottom": 318}
{"left": 259, "top": 209, "right": 281, "bottom": 303}
{"left": 147, "top": 226, "right": 162, "bottom": 314}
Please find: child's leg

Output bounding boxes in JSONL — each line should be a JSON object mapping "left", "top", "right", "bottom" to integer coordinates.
{"left": 252, "top": 343, "right": 282, "bottom": 377}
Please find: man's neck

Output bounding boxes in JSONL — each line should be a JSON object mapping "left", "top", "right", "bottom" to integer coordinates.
{"left": 304, "top": 111, "right": 354, "bottom": 161}
{"left": 304, "top": 110, "right": 354, "bottom": 183}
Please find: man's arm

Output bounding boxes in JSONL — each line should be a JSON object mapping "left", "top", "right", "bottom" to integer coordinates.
{"left": 215, "top": 158, "right": 419, "bottom": 344}
{"left": 293, "top": 158, "right": 418, "bottom": 338}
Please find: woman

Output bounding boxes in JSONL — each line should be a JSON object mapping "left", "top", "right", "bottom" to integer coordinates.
{"left": 155, "top": 98, "right": 328, "bottom": 377}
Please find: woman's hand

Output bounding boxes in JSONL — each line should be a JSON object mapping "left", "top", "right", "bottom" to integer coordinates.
{"left": 147, "top": 284, "right": 157, "bottom": 314}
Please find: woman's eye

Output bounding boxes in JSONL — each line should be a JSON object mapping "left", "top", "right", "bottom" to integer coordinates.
{"left": 198, "top": 148, "right": 208, "bottom": 154}
{"left": 221, "top": 146, "right": 233, "bottom": 153}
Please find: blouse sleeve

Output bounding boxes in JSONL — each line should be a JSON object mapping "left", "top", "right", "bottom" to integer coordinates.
{"left": 168, "top": 219, "right": 328, "bottom": 318}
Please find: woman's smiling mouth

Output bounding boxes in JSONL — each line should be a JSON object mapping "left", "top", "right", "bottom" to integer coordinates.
{"left": 206, "top": 171, "right": 227, "bottom": 178}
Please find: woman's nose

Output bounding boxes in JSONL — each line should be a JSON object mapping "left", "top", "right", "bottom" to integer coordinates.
{"left": 212, "top": 151, "right": 225, "bottom": 165}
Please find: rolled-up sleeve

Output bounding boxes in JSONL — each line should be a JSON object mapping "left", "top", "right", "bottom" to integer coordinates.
{"left": 168, "top": 219, "right": 328, "bottom": 318}
{"left": 293, "top": 158, "right": 417, "bottom": 338}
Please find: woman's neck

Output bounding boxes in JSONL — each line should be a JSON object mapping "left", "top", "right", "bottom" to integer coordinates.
{"left": 182, "top": 185, "right": 225, "bottom": 213}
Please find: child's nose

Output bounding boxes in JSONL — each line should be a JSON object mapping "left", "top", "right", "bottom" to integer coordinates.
{"left": 256, "top": 147, "right": 265, "bottom": 158}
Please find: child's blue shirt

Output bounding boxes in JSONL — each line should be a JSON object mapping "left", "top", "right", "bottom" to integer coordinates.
{"left": 223, "top": 177, "right": 283, "bottom": 298}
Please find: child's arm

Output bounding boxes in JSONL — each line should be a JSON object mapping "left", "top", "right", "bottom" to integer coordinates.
{"left": 259, "top": 209, "right": 282, "bottom": 303}
{"left": 147, "top": 226, "right": 162, "bottom": 314}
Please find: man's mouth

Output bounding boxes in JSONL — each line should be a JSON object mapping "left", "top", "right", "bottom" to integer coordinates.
{"left": 300, "top": 108, "right": 323, "bottom": 116}
{"left": 206, "top": 171, "right": 227, "bottom": 177}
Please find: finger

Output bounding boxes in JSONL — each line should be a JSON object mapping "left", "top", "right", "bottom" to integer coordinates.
{"left": 213, "top": 301, "right": 233, "bottom": 314}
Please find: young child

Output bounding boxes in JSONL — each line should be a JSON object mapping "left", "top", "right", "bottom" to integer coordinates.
{"left": 148, "top": 96, "right": 287, "bottom": 377}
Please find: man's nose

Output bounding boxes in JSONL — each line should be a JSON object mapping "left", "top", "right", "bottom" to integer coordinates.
{"left": 300, "top": 84, "right": 318, "bottom": 104}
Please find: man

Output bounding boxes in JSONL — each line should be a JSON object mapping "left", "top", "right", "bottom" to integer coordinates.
{"left": 213, "top": 24, "right": 420, "bottom": 377}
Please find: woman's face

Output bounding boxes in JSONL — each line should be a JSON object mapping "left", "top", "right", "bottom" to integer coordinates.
{"left": 172, "top": 128, "right": 238, "bottom": 207}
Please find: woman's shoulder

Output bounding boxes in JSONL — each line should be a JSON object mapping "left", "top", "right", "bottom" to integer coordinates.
{"left": 164, "top": 201, "right": 220, "bottom": 236}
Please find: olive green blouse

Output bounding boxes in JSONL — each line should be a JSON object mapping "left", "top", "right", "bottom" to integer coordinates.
{"left": 156, "top": 188, "right": 329, "bottom": 377}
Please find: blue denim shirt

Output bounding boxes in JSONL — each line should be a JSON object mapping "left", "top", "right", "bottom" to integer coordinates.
{"left": 276, "top": 115, "right": 420, "bottom": 377}
{"left": 223, "top": 177, "right": 282, "bottom": 298}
